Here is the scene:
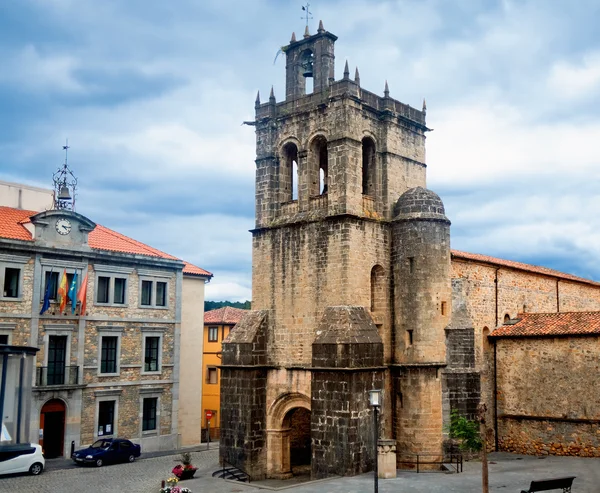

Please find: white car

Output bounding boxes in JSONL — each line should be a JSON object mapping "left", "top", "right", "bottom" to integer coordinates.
{"left": 0, "top": 443, "right": 45, "bottom": 476}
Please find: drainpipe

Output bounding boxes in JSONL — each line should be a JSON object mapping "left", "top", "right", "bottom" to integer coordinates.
{"left": 494, "top": 268, "right": 500, "bottom": 327}
{"left": 493, "top": 338, "right": 498, "bottom": 451}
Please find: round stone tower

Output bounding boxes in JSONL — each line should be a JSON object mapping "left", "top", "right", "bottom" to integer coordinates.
{"left": 391, "top": 186, "right": 452, "bottom": 456}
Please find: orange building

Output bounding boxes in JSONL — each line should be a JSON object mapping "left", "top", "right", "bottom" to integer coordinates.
{"left": 202, "top": 306, "right": 247, "bottom": 439}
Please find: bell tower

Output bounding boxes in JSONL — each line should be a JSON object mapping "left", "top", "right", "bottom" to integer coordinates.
{"left": 284, "top": 22, "right": 336, "bottom": 99}
{"left": 220, "top": 22, "right": 452, "bottom": 481}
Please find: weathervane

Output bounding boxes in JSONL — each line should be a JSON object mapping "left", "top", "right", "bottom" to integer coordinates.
{"left": 52, "top": 139, "right": 78, "bottom": 211}
{"left": 301, "top": 3, "right": 312, "bottom": 27}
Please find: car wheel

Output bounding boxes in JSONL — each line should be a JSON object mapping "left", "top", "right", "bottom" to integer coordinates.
{"left": 95, "top": 459, "right": 103, "bottom": 467}
{"left": 29, "top": 462, "right": 43, "bottom": 475}
{"left": 128, "top": 454, "right": 135, "bottom": 463}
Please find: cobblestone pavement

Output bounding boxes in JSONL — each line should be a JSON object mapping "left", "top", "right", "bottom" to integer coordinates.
{"left": 4, "top": 450, "right": 600, "bottom": 493}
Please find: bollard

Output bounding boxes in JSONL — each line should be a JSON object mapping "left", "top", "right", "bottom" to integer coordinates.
{"left": 70, "top": 441, "right": 75, "bottom": 457}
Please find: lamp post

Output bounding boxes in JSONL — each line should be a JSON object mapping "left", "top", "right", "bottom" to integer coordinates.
{"left": 369, "top": 389, "right": 382, "bottom": 493}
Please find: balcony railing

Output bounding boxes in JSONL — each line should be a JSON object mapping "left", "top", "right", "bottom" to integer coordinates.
{"left": 36, "top": 366, "right": 79, "bottom": 387}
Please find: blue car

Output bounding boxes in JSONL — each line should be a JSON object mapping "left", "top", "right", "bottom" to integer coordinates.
{"left": 72, "top": 438, "right": 141, "bottom": 467}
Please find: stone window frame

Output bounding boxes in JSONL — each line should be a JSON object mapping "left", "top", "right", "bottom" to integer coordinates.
{"left": 39, "top": 259, "right": 86, "bottom": 307}
{"left": 42, "top": 324, "right": 74, "bottom": 369}
{"left": 96, "top": 326, "right": 123, "bottom": 377}
{"left": 94, "top": 388, "right": 122, "bottom": 440}
{"left": 139, "top": 387, "right": 163, "bottom": 437}
{"left": 0, "top": 254, "right": 29, "bottom": 301}
{"left": 141, "top": 327, "right": 165, "bottom": 375}
{"left": 93, "top": 265, "right": 133, "bottom": 307}
{"left": 0, "top": 322, "right": 16, "bottom": 345}
{"left": 138, "top": 270, "right": 172, "bottom": 310}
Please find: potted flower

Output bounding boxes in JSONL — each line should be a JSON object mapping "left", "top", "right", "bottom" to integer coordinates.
{"left": 172, "top": 452, "right": 198, "bottom": 480}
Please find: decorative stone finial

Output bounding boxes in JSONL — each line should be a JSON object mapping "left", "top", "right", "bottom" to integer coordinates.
{"left": 422, "top": 98, "right": 427, "bottom": 112}
{"left": 318, "top": 20, "right": 325, "bottom": 33}
{"left": 343, "top": 60, "right": 350, "bottom": 79}
{"left": 304, "top": 25, "right": 310, "bottom": 38}
{"left": 291, "top": 32, "right": 296, "bottom": 43}
{"left": 269, "top": 86, "right": 275, "bottom": 103}
{"left": 255, "top": 91, "right": 261, "bottom": 107}
{"left": 355, "top": 67, "right": 360, "bottom": 85}
{"left": 384, "top": 80, "right": 389, "bottom": 97}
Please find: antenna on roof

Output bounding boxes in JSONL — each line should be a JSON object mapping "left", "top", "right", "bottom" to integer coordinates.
{"left": 301, "top": 3, "right": 313, "bottom": 29}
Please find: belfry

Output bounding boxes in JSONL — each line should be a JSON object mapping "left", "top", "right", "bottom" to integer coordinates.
{"left": 219, "top": 22, "right": 479, "bottom": 480}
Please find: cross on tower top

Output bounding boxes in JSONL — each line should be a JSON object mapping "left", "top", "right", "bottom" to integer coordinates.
{"left": 301, "top": 3, "right": 312, "bottom": 28}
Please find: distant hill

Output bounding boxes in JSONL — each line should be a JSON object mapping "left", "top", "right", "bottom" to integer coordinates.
{"left": 204, "top": 300, "right": 251, "bottom": 312}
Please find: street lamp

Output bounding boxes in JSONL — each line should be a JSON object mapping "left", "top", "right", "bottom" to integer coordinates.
{"left": 369, "top": 389, "right": 382, "bottom": 493}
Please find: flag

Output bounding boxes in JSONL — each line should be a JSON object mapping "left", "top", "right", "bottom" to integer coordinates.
{"left": 68, "top": 270, "right": 78, "bottom": 314}
{"left": 39, "top": 268, "right": 54, "bottom": 315}
{"left": 77, "top": 271, "right": 88, "bottom": 316}
{"left": 57, "top": 269, "right": 68, "bottom": 313}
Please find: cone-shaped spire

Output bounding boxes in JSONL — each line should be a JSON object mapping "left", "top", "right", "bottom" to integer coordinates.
{"left": 291, "top": 32, "right": 296, "bottom": 43}
{"left": 354, "top": 67, "right": 360, "bottom": 85}
{"left": 343, "top": 60, "right": 350, "bottom": 79}
{"left": 384, "top": 80, "right": 390, "bottom": 97}
{"left": 422, "top": 98, "right": 427, "bottom": 112}
{"left": 304, "top": 25, "right": 310, "bottom": 38}
{"left": 318, "top": 20, "right": 325, "bottom": 33}
{"left": 269, "top": 86, "right": 276, "bottom": 103}
{"left": 255, "top": 90, "right": 261, "bottom": 107}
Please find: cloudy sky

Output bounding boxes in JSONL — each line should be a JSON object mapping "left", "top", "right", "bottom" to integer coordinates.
{"left": 1, "top": 0, "right": 599, "bottom": 301}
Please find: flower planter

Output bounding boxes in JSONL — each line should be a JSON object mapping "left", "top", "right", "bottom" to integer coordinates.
{"left": 179, "top": 468, "right": 197, "bottom": 480}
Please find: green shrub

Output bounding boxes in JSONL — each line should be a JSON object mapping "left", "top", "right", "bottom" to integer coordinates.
{"left": 448, "top": 410, "right": 482, "bottom": 452}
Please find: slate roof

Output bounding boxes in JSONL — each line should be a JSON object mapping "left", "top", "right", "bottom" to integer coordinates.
{"left": 204, "top": 306, "right": 248, "bottom": 325}
{"left": 490, "top": 312, "right": 600, "bottom": 338}
{"left": 452, "top": 250, "right": 600, "bottom": 287}
{"left": 0, "top": 206, "right": 211, "bottom": 277}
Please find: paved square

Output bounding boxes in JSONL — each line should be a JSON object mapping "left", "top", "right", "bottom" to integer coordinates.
{"left": 3, "top": 450, "right": 600, "bottom": 493}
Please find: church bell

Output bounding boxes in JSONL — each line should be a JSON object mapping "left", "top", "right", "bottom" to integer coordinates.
{"left": 58, "top": 185, "right": 72, "bottom": 201}
{"left": 302, "top": 59, "right": 313, "bottom": 78}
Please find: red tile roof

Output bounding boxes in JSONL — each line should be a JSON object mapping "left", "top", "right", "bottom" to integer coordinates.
{"left": 490, "top": 312, "right": 600, "bottom": 338}
{"left": 452, "top": 250, "right": 600, "bottom": 287}
{"left": 204, "top": 306, "right": 248, "bottom": 325}
{"left": 0, "top": 206, "right": 211, "bottom": 277}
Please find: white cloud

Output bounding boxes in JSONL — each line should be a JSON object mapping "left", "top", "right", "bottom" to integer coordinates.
{"left": 548, "top": 52, "right": 600, "bottom": 101}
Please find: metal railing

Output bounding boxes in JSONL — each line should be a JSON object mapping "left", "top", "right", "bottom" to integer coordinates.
{"left": 36, "top": 366, "right": 79, "bottom": 386}
{"left": 398, "top": 452, "right": 463, "bottom": 473}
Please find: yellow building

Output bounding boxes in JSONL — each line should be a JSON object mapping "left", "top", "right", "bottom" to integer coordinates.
{"left": 202, "top": 306, "right": 247, "bottom": 439}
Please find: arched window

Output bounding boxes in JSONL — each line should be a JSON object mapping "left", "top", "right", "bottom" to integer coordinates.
{"left": 370, "top": 264, "right": 385, "bottom": 312}
{"left": 282, "top": 143, "right": 299, "bottom": 202}
{"left": 482, "top": 327, "right": 490, "bottom": 352}
{"left": 310, "top": 136, "right": 328, "bottom": 196}
{"left": 362, "top": 137, "right": 376, "bottom": 196}
{"left": 300, "top": 50, "right": 314, "bottom": 95}
{"left": 503, "top": 313, "right": 511, "bottom": 324}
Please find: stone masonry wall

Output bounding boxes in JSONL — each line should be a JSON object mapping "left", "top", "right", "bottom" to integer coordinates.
{"left": 496, "top": 336, "right": 600, "bottom": 457}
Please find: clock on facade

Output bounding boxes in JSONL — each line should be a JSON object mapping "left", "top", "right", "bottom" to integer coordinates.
{"left": 55, "top": 218, "right": 72, "bottom": 235}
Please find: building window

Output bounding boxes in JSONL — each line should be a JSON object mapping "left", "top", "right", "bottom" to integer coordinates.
{"left": 142, "top": 398, "right": 158, "bottom": 432}
{"left": 96, "top": 275, "right": 128, "bottom": 306}
{"left": 100, "top": 336, "right": 118, "bottom": 374}
{"left": 144, "top": 336, "right": 160, "bottom": 372}
{"left": 0, "top": 335, "right": 8, "bottom": 345}
{"left": 441, "top": 301, "right": 447, "bottom": 316}
{"left": 98, "top": 400, "right": 115, "bottom": 436}
{"left": 406, "top": 329, "right": 413, "bottom": 347}
{"left": 2, "top": 267, "right": 20, "bottom": 298}
{"left": 206, "top": 367, "right": 218, "bottom": 385}
{"left": 208, "top": 326, "right": 218, "bottom": 342}
{"left": 140, "top": 279, "right": 168, "bottom": 308}
{"left": 42, "top": 271, "right": 74, "bottom": 302}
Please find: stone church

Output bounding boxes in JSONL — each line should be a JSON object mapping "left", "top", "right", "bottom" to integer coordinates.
{"left": 219, "top": 23, "right": 600, "bottom": 480}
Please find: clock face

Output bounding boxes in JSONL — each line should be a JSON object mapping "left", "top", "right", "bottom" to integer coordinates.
{"left": 55, "top": 218, "right": 72, "bottom": 235}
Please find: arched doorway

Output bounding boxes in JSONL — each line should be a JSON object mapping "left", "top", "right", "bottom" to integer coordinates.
{"left": 40, "top": 399, "right": 66, "bottom": 458}
{"left": 266, "top": 393, "right": 311, "bottom": 479}
{"left": 286, "top": 407, "right": 311, "bottom": 473}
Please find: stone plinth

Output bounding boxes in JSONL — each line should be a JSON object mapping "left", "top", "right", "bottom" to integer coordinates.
{"left": 377, "top": 439, "right": 397, "bottom": 479}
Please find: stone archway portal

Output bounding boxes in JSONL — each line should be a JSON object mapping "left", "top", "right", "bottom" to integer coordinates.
{"left": 267, "top": 393, "right": 311, "bottom": 479}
